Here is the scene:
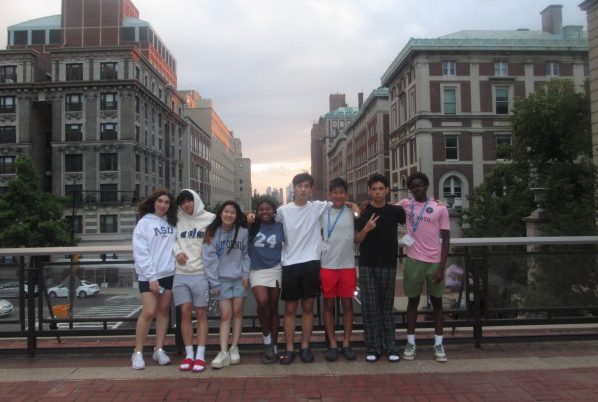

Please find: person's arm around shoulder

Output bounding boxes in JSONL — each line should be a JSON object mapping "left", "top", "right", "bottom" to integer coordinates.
{"left": 345, "top": 201, "right": 361, "bottom": 219}
{"left": 173, "top": 225, "right": 189, "bottom": 266}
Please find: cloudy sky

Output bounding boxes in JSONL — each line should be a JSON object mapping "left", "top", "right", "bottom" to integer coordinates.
{"left": 0, "top": 0, "right": 587, "bottom": 193}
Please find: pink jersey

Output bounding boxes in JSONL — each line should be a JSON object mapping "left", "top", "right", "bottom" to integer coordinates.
{"left": 398, "top": 198, "right": 449, "bottom": 263}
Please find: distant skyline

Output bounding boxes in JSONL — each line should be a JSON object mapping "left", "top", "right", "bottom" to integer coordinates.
{"left": 0, "top": 1, "right": 588, "bottom": 194}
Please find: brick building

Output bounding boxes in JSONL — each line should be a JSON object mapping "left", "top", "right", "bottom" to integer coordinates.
{"left": 0, "top": 0, "right": 186, "bottom": 245}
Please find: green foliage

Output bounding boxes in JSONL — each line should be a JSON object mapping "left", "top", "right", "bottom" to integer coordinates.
{"left": 461, "top": 78, "right": 595, "bottom": 238}
{"left": 460, "top": 78, "right": 598, "bottom": 313}
{"left": 0, "top": 157, "right": 70, "bottom": 247}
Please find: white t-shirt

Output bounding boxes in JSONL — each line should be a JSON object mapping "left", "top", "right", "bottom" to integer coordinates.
{"left": 276, "top": 201, "right": 328, "bottom": 266}
{"left": 319, "top": 205, "right": 356, "bottom": 269}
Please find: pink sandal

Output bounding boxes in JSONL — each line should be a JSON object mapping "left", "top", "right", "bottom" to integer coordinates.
{"left": 179, "top": 357, "right": 193, "bottom": 371}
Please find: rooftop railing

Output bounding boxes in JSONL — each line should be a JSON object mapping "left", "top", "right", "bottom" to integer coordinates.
{"left": 0, "top": 236, "right": 597, "bottom": 356}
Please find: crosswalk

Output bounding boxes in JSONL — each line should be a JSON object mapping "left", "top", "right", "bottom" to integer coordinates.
{"left": 56, "top": 295, "right": 141, "bottom": 329}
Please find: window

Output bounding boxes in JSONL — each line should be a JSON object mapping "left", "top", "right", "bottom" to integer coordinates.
{"left": 100, "top": 123, "right": 117, "bottom": 140}
{"left": 122, "top": 27, "right": 135, "bottom": 42}
{"left": 399, "top": 98, "right": 406, "bottom": 125}
{"left": 135, "top": 155, "right": 140, "bottom": 172}
{"left": 100, "top": 214, "right": 118, "bottom": 232}
{"left": 442, "top": 176, "right": 463, "bottom": 211}
{"left": 409, "top": 90, "right": 416, "bottom": 118}
{"left": 135, "top": 126, "right": 140, "bottom": 142}
{"left": 65, "top": 94, "right": 83, "bottom": 111}
{"left": 135, "top": 66, "right": 141, "bottom": 80}
{"left": 495, "top": 87, "right": 509, "bottom": 115}
{"left": 442, "top": 61, "right": 456, "bottom": 76}
{"left": 99, "top": 153, "right": 118, "bottom": 171}
{"left": 65, "top": 124, "right": 82, "bottom": 141}
{"left": 391, "top": 104, "right": 398, "bottom": 129}
{"left": 13, "top": 31, "right": 27, "bottom": 45}
{"left": 546, "top": 61, "right": 559, "bottom": 76}
{"left": 65, "top": 184, "right": 83, "bottom": 203}
{"left": 100, "top": 93, "right": 118, "bottom": 110}
{"left": 0, "top": 126, "right": 16, "bottom": 143}
{"left": 443, "top": 87, "right": 457, "bottom": 115}
{"left": 0, "top": 156, "right": 15, "bottom": 174}
{"left": 66, "top": 215, "right": 83, "bottom": 234}
{"left": 0, "top": 65, "right": 17, "bottom": 83}
{"left": 135, "top": 96, "right": 140, "bottom": 114}
{"left": 49, "top": 29, "right": 61, "bottom": 44}
{"left": 445, "top": 136, "right": 459, "bottom": 160}
{"left": 31, "top": 30, "right": 45, "bottom": 45}
{"left": 100, "top": 184, "right": 118, "bottom": 203}
{"left": 0, "top": 96, "right": 15, "bottom": 113}
{"left": 100, "top": 62, "right": 118, "bottom": 80}
{"left": 494, "top": 62, "right": 508, "bottom": 76}
{"left": 496, "top": 134, "right": 512, "bottom": 159}
{"left": 64, "top": 154, "right": 83, "bottom": 172}
{"left": 66, "top": 63, "right": 83, "bottom": 81}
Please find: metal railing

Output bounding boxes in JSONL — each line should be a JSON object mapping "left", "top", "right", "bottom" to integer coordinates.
{"left": 0, "top": 237, "right": 597, "bottom": 355}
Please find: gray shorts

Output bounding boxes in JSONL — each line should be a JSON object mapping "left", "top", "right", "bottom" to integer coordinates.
{"left": 172, "top": 274, "right": 210, "bottom": 308}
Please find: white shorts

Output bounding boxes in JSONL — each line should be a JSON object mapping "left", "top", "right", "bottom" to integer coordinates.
{"left": 250, "top": 264, "right": 282, "bottom": 288}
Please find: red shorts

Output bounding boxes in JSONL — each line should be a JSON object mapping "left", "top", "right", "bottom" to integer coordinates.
{"left": 320, "top": 268, "right": 356, "bottom": 298}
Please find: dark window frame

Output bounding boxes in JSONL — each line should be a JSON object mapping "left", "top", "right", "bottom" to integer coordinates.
{"left": 99, "top": 153, "right": 118, "bottom": 171}
{"left": 0, "top": 96, "right": 16, "bottom": 113}
{"left": 100, "top": 92, "right": 118, "bottom": 110}
{"left": 66, "top": 63, "right": 83, "bottom": 81}
{"left": 64, "top": 154, "right": 83, "bottom": 172}
{"left": 0, "top": 126, "right": 16, "bottom": 143}
{"left": 99, "top": 62, "right": 118, "bottom": 80}
{"left": 100, "top": 123, "right": 117, "bottom": 140}
{"left": 0, "top": 155, "right": 16, "bottom": 174}
{"left": 65, "top": 124, "right": 82, "bottom": 141}
{"left": 100, "top": 214, "right": 118, "bottom": 232}
{"left": 65, "top": 94, "right": 83, "bottom": 111}
{"left": 0, "top": 65, "right": 17, "bottom": 83}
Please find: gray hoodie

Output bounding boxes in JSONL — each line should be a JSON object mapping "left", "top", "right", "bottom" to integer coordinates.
{"left": 173, "top": 189, "right": 215, "bottom": 276}
{"left": 202, "top": 225, "right": 250, "bottom": 291}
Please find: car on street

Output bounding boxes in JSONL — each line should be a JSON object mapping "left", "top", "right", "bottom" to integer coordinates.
{"left": 0, "top": 281, "right": 38, "bottom": 298}
{"left": 47, "top": 280, "right": 100, "bottom": 298}
{"left": 0, "top": 299, "right": 14, "bottom": 317}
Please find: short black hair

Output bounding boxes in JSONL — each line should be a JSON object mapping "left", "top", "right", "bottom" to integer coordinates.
{"left": 406, "top": 172, "right": 429, "bottom": 188}
{"left": 328, "top": 177, "right": 348, "bottom": 192}
{"left": 175, "top": 190, "right": 194, "bottom": 206}
{"left": 292, "top": 172, "right": 314, "bottom": 187}
{"left": 367, "top": 173, "right": 389, "bottom": 188}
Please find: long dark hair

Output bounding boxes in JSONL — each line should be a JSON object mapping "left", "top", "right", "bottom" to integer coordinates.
{"left": 136, "top": 188, "right": 177, "bottom": 227}
{"left": 249, "top": 197, "right": 278, "bottom": 241}
{"left": 205, "top": 200, "right": 247, "bottom": 254}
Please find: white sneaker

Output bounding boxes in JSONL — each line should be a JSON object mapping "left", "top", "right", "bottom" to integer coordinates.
{"left": 131, "top": 351, "right": 145, "bottom": 370}
{"left": 434, "top": 344, "right": 448, "bottom": 363}
{"left": 211, "top": 350, "right": 230, "bottom": 369}
{"left": 152, "top": 348, "right": 171, "bottom": 365}
{"left": 403, "top": 343, "right": 416, "bottom": 360}
{"left": 229, "top": 346, "right": 240, "bottom": 365}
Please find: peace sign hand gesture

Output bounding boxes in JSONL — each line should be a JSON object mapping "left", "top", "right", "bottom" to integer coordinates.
{"left": 365, "top": 213, "right": 379, "bottom": 232}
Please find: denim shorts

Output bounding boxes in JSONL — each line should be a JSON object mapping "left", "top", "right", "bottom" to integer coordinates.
{"left": 218, "top": 278, "right": 248, "bottom": 300}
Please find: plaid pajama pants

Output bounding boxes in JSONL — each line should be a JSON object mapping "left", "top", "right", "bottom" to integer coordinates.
{"left": 358, "top": 265, "right": 397, "bottom": 354}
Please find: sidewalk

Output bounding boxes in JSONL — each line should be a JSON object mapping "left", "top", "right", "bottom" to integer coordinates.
{"left": 1, "top": 340, "right": 598, "bottom": 401}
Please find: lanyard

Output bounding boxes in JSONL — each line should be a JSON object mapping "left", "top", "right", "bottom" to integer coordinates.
{"left": 216, "top": 226, "right": 235, "bottom": 258}
{"left": 409, "top": 199, "right": 429, "bottom": 234}
{"left": 327, "top": 207, "right": 345, "bottom": 239}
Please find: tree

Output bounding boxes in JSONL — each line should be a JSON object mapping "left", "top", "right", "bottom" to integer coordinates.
{"left": 461, "top": 79, "right": 595, "bottom": 238}
{"left": 460, "top": 79, "right": 597, "bottom": 310}
{"left": 0, "top": 156, "right": 71, "bottom": 247}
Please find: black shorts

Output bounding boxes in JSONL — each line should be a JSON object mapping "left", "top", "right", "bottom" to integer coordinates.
{"left": 281, "top": 260, "right": 321, "bottom": 301}
{"left": 138, "top": 275, "right": 174, "bottom": 294}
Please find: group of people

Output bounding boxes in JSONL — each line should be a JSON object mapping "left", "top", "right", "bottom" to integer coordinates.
{"left": 130, "top": 170, "right": 450, "bottom": 372}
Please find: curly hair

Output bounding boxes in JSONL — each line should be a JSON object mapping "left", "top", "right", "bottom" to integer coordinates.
{"left": 136, "top": 188, "right": 177, "bottom": 226}
{"left": 205, "top": 200, "right": 247, "bottom": 254}
{"left": 248, "top": 197, "right": 278, "bottom": 241}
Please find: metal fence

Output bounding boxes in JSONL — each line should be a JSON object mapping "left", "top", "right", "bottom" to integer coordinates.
{"left": 0, "top": 237, "right": 597, "bottom": 356}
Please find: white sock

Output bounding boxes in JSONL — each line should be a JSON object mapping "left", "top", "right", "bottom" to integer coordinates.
{"left": 407, "top": 334, "right": 416, "bottom": 345}
{"left": 434, "top": 335, "right": 443, "bottom": 346}
{"left": 185, "top": 345, "right": 194, "bottom": 360}
{"left": 196, "top": 346, "right": 206, "bottom": 361}
{"left": 273, "top": 345, "right": 278, "bottom": 354}
{"left": 263, "top": 334, "right": 272, "bottom": 345}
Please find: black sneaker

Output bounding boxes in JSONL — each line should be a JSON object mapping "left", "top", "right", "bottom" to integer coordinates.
{"left": 325, "top": 347, "right": 338, "bottom": 361}
{"left": 263, "top": 344, "right": 277, "bottom": 364}
{"left": 341, "top": 346, "right": 357, "bottom": 361}
{"left": 300, "top": 348, "right": 314, "bottom": 363}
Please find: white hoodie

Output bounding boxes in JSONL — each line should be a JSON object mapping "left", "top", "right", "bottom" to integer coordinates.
{"left": 173, "top": 189, "right": 215, "bottom": 276}
{"left": 133, "top": 213, "right": 176, "bottom": 282}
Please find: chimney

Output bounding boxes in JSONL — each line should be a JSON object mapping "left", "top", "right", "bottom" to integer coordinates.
{"left": 540, "top": 5, "right": 562, "bottom": 35}
{"left": 358, "top": 92, "right": 364, "bottom": 110}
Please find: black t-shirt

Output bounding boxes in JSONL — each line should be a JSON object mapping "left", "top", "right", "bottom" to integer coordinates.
{"left": 356, "top": 203, "right": 406, "bottom": 267}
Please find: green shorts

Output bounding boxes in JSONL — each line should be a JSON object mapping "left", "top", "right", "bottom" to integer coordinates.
{"left": 403, "top": 257, "right": 445, "bottom": 298}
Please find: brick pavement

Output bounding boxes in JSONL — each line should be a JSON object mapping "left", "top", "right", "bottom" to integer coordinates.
{"left": 1, "top": 341, "right": 598, "bottom": 401}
